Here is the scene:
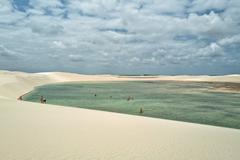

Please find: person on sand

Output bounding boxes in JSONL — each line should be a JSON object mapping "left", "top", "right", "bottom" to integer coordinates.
{"left": 18, "top": 96, "right": 23, "bottom": 100}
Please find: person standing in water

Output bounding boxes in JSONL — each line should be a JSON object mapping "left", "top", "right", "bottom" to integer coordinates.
{"left": 139, "top": 107, "right": 144, "bottom": 114}
{"left": 40, "top": 96, "right": 44, "bottom": 103}
{"left": 40, "top": 96, "right": 47, "bottom": 104}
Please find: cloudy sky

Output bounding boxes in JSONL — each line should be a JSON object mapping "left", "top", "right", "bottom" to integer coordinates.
{"left": 0, "top": 0, "right": 240, "bottom": 75}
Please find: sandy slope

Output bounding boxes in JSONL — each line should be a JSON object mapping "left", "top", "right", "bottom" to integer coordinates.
{"left": 0, "top": 70, "right": 240, "bottom": 160}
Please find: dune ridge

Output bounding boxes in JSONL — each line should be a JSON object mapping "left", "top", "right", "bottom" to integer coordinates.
{"left": 1, "top": 71, "right": 240, "bottom": 99}
{"left": 0, "top": 70, "right": 240, "bottom": 160}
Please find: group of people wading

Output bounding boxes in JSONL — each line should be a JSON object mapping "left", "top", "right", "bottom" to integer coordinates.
{"left": 18, "top": 94, "right": 143, "bottom": 113}
{"left": 94, "top": 93, "right": 144, "bottom": 114}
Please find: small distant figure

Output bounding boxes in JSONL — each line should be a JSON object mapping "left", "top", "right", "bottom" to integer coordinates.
{"left": 110, "top": 96, "right": 112, "bottom": 99}
{"left": 40, "top": 96, "right": 44, "bottom": 103}
{"left": 139, "top": 107, "right": 144, "bottom": 114}
{"left": 18, "top": 96, "right": 23, "bottom": 101}
{"left": 127, "top": 96, "right": 134, "bottom": 101}
{"left": 94, "top": 93, "right": 97, "bottom": 97}
{"left": 40, "top": 96, "right": 47, "bottom": 104}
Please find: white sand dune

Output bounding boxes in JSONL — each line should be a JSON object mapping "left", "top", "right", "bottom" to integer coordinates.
{"left": 0, "top": 70, "right": 240, "bottom": 160}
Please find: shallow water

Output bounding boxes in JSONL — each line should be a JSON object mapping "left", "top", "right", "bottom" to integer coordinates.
{"left": 23, "top": 81, "right": 240, "bottom": 129}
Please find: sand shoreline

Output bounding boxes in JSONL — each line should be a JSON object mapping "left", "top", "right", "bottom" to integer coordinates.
{"left": 1, "top": 70, "right": 240, "bottom": 98}
{"left": 1, "top": 70, "right": 240, "bottom": 160}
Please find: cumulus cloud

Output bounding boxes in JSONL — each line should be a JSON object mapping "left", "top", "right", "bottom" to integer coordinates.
{"left": 189, "top": 0, "right": 228, "bottom": 13}
{"left": 31, "top": 23, "right": 64, "bottom": 35}
{"left": 219, "top": 34, "right": 240, "bottom": 45}
{"left": 0, "top": 0, "right": 239, "bottom": 74}
{"left": 0, "top": 45, "right": 22, "bottom": 59}
{"left": 196, "top": 43, "right": 224, "bottom": 58}
{"left": 52, "top": 41, "right": 66, "bottom": 49}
